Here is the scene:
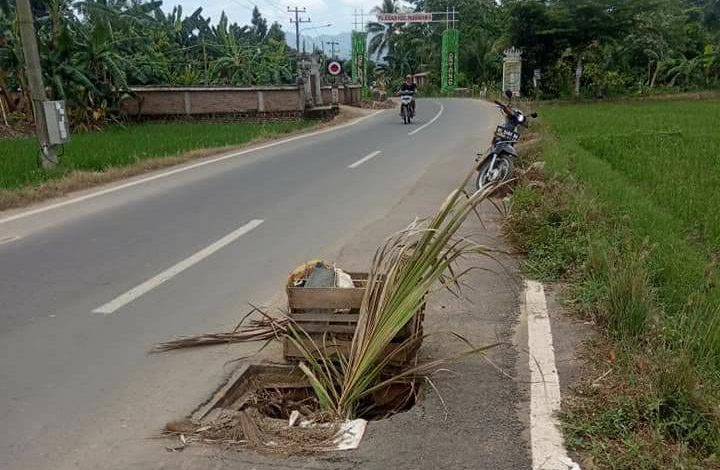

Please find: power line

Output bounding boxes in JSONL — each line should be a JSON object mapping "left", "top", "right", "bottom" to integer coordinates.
{"left": 222, "top": 0, "right": 254, "bottom": 16}
{"left": 260, "top": 0, "right": 286, "bottom": 16}
{"left": 242, "top": 0, "right": 285, "bottom": 17}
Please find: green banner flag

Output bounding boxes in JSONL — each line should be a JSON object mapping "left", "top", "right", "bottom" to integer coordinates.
{"left": 351, "top": 31, "right": 369, "bottom": 99}
{"left": 442, "top": 29, "right": 459, "bottom": 95}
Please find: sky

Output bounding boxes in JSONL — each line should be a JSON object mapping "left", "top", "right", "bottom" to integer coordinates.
{"left": 164, "top": 0, "right": 384, "bottom": 36}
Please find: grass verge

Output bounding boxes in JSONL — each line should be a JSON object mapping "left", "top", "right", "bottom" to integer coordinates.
{"left": 0, "top": 119, "right": 316, "bottom": 211}
{"left": 506, "top": 99, "right": 720, "bottom": 469}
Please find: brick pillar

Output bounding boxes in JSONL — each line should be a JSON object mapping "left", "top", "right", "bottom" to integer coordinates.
{"left": 183, "top": 91, "right": 191, "bottom": 115}
{"left": 298, "top": 83, "right": 307, "bottom": 110}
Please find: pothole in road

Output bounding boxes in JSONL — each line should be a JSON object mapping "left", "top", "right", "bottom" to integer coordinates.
{"left": 165, "top": 364, "right": 419, "bottom": 453}
{"left": 198, "top": 363, "right": 419, "bottom": 422}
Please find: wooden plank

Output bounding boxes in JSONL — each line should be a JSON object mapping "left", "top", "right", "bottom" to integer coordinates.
{"left": 287, "top": 287, "right": 365, "bottom": 309}
{"left": 347, "top": 272, "right": 386, "bottom": 281}
{"left": 283, "top": 339, "right": 419, "bottom": 366}
{"left": 290, "top": 313, "right": 359, "bottom": 323}
{"left": 294, "top": 324, "right": 357, "bottom": 334}
{"left": 263, "top": 381, "right": 310, "bottom": 389}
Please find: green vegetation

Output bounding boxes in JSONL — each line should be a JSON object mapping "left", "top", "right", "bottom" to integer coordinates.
{"left": 3, "top": 0, "right": 720, "bottom": 128}
{"left": 0, "top": 1, "right": 293, "bottom": 127}
{"left": 366, "top": 0, "right": 720, "bottom": 97}
{"left": 506, "top": 99, "right": 720, "bottom": 468}
{"left": 0, "top": 120, "right": 312, "bottom": 190}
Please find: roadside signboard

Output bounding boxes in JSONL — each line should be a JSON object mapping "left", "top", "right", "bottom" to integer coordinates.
{"left": 376, "top": 13, "right": 433, "bottom": 23}
{"left": 351, "top": 31, "right": 369, "bottom": 98}
{"left": 442, "top": 29, "right": 459, "bottom": 95}
{"left": 327, "top": 61, "right": 342, "bottom": 76}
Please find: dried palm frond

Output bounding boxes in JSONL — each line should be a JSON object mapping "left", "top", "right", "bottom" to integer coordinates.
{"left": 151, "top": 316, "right": 288, "bottom": 353}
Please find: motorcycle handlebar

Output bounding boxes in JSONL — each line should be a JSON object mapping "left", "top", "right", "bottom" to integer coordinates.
{"left": 494, "top": 100, "right": 513, "bottom": 116}
{"left": 494, "top": 100, "right": 539, "bottom": 121}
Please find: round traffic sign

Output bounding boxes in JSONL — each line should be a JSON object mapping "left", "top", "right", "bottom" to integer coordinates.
{"left": 327, "top": 61, "right": 342, "bottom": 76}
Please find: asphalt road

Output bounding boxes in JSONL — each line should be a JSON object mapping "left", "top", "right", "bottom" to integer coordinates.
{"left": 0, "top": 99, "right": 500, "bottom": 470}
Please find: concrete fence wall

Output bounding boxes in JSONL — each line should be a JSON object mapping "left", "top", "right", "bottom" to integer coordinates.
{"left": 320, "top": 86, "right": 361, "bottom": 107}
{"left": 119, "top": 85, "right": 362, "bottom": 119}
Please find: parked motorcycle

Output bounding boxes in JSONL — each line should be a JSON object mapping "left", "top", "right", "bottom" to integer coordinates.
{"left": 399, "top": 92, "right": 415, "bottom": 125}
{"left": 475, "top": 90, "right": 537, "bottom": 190}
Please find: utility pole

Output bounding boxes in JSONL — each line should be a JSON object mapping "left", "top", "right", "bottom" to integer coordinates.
{"left": 17, "top": 0, "right": 58, "bottom": 168}
{"left": 288, "top": 6, "right": 310, "bottom": 80}
{"left": 326, "top": 41, "right": 339, "bottom": 59}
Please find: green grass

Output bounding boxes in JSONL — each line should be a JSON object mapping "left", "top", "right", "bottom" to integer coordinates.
{"left": 542, "top": 100, "right": 720, "bottom": 368}
{"left": 0, "top": 120, "right": 313, "bottom": 190}
{"left": 506, "top": 99, "right": 720, "bottom": 469}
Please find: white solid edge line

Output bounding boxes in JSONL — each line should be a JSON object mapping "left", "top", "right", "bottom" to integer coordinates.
{"left": 92, "top": 219, "right": 263, "bottom": 315}
{"left": 525, "top": 280, "right": 581, "bottom": 470}
{"left": 408, "top": 102, "right": 444, "bottom": 136}
{"left": 0, "top": 111, "right": 384, "bottom": 226}
{"left": 348, "top": 150, "right": 382, "bottom": 169}
{"left": 0, "top": 235, "right": 21, "bottom": 245}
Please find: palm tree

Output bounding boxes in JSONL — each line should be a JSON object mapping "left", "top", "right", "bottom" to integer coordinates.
{"left": 367, "top": 0, "right": 400, "bottom": 60}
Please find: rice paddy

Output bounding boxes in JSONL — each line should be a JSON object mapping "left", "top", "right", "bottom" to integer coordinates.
{"left": 0, "top": 120, "right": 313, "bottom": 190}
{"left": 508, "top": 98, "right": 720, "bottom": 469}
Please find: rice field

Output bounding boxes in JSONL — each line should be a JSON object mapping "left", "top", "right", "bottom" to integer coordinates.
{"left": 518, "top": 99, "right": 720, "bottom": 468}
{"left": 0, "top": 120, "right": 313, "bottom": 190}
{"left": 543, "top": 100, "right": 720, "bottom": 333}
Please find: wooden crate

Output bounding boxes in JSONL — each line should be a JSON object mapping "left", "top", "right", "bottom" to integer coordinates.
{"left": 283, "top": 272, "right": 424, "bottom": 366}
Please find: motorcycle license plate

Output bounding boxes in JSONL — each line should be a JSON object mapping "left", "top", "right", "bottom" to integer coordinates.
{"left": 495, "top": 126, "right": 519, "bottom": 141}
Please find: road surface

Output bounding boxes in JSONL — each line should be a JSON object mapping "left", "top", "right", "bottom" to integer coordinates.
{"left": 0, "top": 99, "right": 524, "bottom": 469}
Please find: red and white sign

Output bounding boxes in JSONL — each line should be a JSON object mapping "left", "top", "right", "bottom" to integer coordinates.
{"left": 376, "top": 13, "right": 433, "bottom": 23}
{"left": 327, "top": 61, "right": 342, "bottom": 76}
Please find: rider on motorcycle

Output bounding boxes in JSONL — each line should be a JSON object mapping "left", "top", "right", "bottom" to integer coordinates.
{"left": 398, "top": 74, "right": 417, "bottom": 116}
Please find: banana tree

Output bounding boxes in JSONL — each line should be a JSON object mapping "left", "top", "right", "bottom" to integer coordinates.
{"left": 209, "top": 34, "right": 254, "bottom": 85}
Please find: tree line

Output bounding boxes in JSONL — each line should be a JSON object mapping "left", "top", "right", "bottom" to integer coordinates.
{"left": 0, "top": 0, "right": 294, "bottom": 127}
{"left": 2, "top": 0, "right": 720, "bottom": 127}
{"left": 368, "top": 0, "right": 720, "bottom": 97}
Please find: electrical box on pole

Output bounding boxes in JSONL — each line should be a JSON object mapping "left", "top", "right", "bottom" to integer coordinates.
{"left": 17, "top": 0, "right": 61, "bottom": 168}
{"left": 42, "top": 101, "right": 71, "bottom": 145}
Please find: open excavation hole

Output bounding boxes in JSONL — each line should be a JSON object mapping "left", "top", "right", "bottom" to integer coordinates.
{"left": 196, "top": 364, "right": 420, "bottom": 423}
{"left": 164, "top": 364, "right": 420, "bottom": 453}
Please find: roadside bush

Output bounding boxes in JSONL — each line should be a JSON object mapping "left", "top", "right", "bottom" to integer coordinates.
{"left": 604, "top": 242, "right": 655, "bottom": 340}
{"left": 506, "top": 184, "right": 589, "bottom": 280}
{"left": 647, "top": 352, "right": 720, "bottom": 454}
{"left": 682, "top": 295, "right": 720, "bottom": 374}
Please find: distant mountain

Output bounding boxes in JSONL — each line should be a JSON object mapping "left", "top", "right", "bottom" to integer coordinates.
{"left": 286, "top": 31, "right": 353, "bottom": 59}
